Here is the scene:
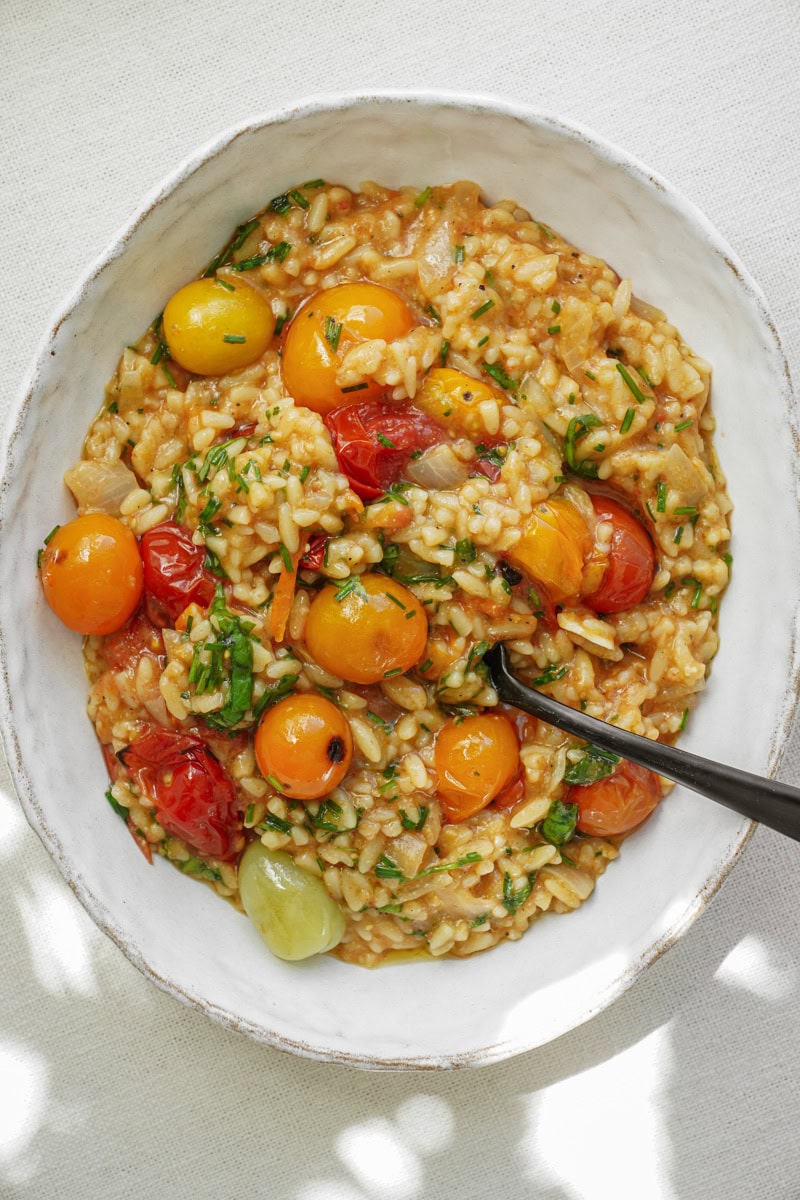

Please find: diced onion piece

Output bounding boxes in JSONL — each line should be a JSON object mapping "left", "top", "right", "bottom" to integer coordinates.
{"left": 405, "top": 444, "right": 468, "bottom": 490}
{"left": 64, "top": 460, "right": 139, "bottom": 516}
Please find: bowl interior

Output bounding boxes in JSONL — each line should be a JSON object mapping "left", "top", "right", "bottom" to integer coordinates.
{"left": 2, "top": 94, "right": 797, "bottom": 1067}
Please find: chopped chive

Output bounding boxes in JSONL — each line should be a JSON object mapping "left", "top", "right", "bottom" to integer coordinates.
{"left": 551, "top": 299, "right": 561, "bottom": 314}
{"left": 471, "top": 299, "right": 495, "bottom": 320}
{"left": 223, "top": 334, "right": 246, "bottom": 344}
{"left": 455, "top": 538, "right": 476, "bottom": 563}
{"left": 656, "top": 481, "right": 667, "bottom": 513}
{"left": 269, "top": 193, "right": 292, "bottom": 216}
{"left": 620, "top": 407, "right": 636, "bottom": 434}
{"left": 547, "top": 324, "right": 561, "bottom": 335}
{"left": 215, "top": 277, "right": 236, "bottom": 292}
{"left": 299, "top": 465, "right": 310, "bottom": 484}
{"left": 530, "top": 663, "right": 568, "bottom": 687}
{"left": 584, "top": 369, "right": 596, "bottom": 381}
{"left": 476, "top": 335, "right": 489, "bottom": 348}
{"left": 279, "top": 543, "right": 293, "bottom": 572}
{"left": 645, "top": 500, "right": 656, "bottom": 521}
{"left": 266, "top": 774, "right": 284, "bottom": 791}
{"left": 415, "top": 186, "right": 432, "bottom": 207}
{"left": 303, "top": 178, "right": 325, "bottom": 188}
{"left": 723, "top": 552, "right": 733, "bottom": 571}
{"left": 324, "top": 316, "right": 342, "bottom": 352}
{"left": 274, "top": 310, "right": 291, "bottom": 336}
{"left": 616, "top": 361, "right": 649, "bottom": 404}
{"left": 425, "top": 304, "right": 441, "bottom": 325}
{"left": 289, "top": 188, "right": 310, "bottom": 209}
{"left": 404, "top": 609, "right": 417, "bottom": 619}
{"left": 680, "top": 708, "right": 689, "bottom": 731}
{"left": 260, "top": 811, "right": 292, "bottom": 835}
{"left": 385, "top": 592, "right": 406, "bottom": 610}
{"left": 440, "top": 340, "right": 450, "bottom": 365}
{"left": 454, "top": 245, "right": 465, "bottom": 264}
{"left": 419, "top": 658, "right": 433, "bottom": 673}
{"left": 674, "top": 419, "right": 693, "bottom": 432}
{"left": 376, "top": 432, "right": 396, "bottom": 449}
{"left": 43, "top": 524, "right": 61, "bottom": 545}
{"left": 674, "top": 506, "right": 697, "bottom": 515}
{"left": 674, "top": 526, "right": 684, "bottom": 545}
{"left": 340, "top": 382, "right": 368, "bottom": 393}
{"left": 375, "top": 854, "right": 405, "bottom": 880}
{"left": 553, "top": 474, "right": 567, "bottom": 483}
{"left": 482, "top": 361, "right": 517, "bottom": 391}
{"left": 384, "top": 667, "right": 403, "bottom": 678}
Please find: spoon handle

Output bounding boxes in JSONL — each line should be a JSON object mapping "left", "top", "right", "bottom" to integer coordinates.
{"left": 486, "top": 644, "right": 800, "bottom": 842}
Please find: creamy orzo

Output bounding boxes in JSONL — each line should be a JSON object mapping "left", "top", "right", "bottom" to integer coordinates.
{"left": 38, "top": 178, "right": 731, "bottom": 966}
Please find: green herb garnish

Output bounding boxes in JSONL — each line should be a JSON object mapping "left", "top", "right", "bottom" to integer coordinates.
{"left": 563, "top": 743, "right": 620, "bottom": 786}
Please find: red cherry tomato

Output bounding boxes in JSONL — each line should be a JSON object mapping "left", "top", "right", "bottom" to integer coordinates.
{"left": 102, "top": 609, "right": 165, "bottom": 672}
{"left": 582, "top": 496, "right": 656, "bottom": 614}
{"left": 120, "top": 727, "right": 243, "bottom": 860}
{"left": 300, "top": 533, "right": 329, "bottom": 571}
{"left": 140, "top": 522, "right": 217, "bottom": 625}
{"left": 569, "top": 760, "right": 662, "bottom": 837}
{"left": 324, "top": 401, "right": 445, "bottom": 501}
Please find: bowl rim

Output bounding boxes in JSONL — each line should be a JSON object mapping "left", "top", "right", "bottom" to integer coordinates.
{"left": 1, "top": 89, "right": 797, "bottom": 1068}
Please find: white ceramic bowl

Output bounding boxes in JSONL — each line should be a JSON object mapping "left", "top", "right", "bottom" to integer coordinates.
{"left": 2, "top": 92, "right": 798, "bottom": 1068}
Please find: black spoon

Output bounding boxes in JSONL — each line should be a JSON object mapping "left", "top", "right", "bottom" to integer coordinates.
{"left": 485, "top": 643, "right": 800, "bottom": 842}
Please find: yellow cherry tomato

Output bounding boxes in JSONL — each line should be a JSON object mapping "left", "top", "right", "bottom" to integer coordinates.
{"left": 415, "top": 368, "right": 505, "bottom": 440}
{"left": 434, "top": 713, "right": 520, "bottom": 822}
{"left": 162, "top": 277, "right": 274, "bottom": 375}
{"left": 281, "top": 283, "right": 416, "bottom": 414}
{"left": 304, "top": 573, "right": 428, "bottom": 684}
{"left": 39, "top": 513, "right": 143, "bottom": 635}
{"left": 254, "top": 694, "right": 353, "bottom": 800}
{"left": 504, "top": 497, "right": 591, "bottom": 604}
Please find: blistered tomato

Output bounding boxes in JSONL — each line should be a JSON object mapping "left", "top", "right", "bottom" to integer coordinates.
{"left": 304, "top": 573, "right": 428, "bottom": 684}
{"left": 281, "top": 283, "right": 416, "bottom": 414}
{"left": 414, "top": 368, "right": 505, "bottom": 441}
{"left": 39, "top": 513, "right": 143, "bottom": 635}
{"left": 505, "top": 497, "right": 591, "bottom": 604}
{"left": 324, "top": 400, "right": 444, "bottom": 500}
{"left": 140, "top": 521, "right": 217, "bottom": 624}
{"left": 120, "top": 727, "right": 243, "bottom": 860}
{"left": 569, "top": 760, "right": 662, "bottom": 837}
{"left": 163, "top": 278, "right": 274, "bottom": 375}
{"left": 254, "top": 694, "right": 353, "bottom": 800}
{"left": 582, "top": 495, "right": 656, "bottom": 614}
{"left": 434, "top": 713, "right": 521, "bottom": 822}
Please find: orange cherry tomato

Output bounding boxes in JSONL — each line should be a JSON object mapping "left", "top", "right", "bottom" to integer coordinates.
{"left": 281, "top": 283, "right": 416, "bottom": 414}
{"left": 505, "top": 497, "right": 591, "bottom": 604}
{"left": 414, "top": 368, "right": 505, "bottom": 440}
{"left": 163, "top": 277, "right": 274, "bottom": 375}
{"left": 304, "top": 573, "right": 428, "bottom": 685}
{"left": 39, "top": 514, "right": 144, "bottom": 635}
{"left": 582, "top": 495, "right": 656, "bottom": 614}
{"left": 570, "top": 761, "right": 662, "bottom": 837}
{"left": 254, "top": 694, "right": 353, "bottom": 800}
{"left": 434, "top": 713, "right": 520, "bottom": 822}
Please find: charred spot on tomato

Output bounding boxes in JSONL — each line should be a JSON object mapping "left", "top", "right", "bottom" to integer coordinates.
{"left": 498, "top": 560, "right": 523, "bottom": 587}
{"left": 327, "top": 736, "right": 346, "bottom": 764}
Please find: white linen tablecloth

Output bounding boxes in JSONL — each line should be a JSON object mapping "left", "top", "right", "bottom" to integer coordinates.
{"left": 2, "top": 1, "right": 799, "bottom": 1196}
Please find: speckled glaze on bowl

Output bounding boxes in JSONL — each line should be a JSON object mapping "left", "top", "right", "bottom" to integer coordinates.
{"left": 1, "top": 93, "right": 798, "bottom": 1069}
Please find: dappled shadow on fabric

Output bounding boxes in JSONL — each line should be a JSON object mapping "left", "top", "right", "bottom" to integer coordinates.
{"left": 2, "top": 807, "right": 800, "bottom": 1198}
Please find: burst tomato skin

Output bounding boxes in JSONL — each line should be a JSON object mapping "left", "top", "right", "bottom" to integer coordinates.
{"left": 582, "top": 496, "right": 656, "bottom": 614}
{"left": 569, "top": 760, "right": 662, "bottom": 837}
{"left": 102, "top": 609, "right": 165, "bottom": 672}
{"left": 139, "top": 522, "right": 217, "bottom": 625}
{"left": 119, "top": 727, "right": 243, "bottom": 861}
{"left": 324, "top": 401, "right": 444, "bottom": 501}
